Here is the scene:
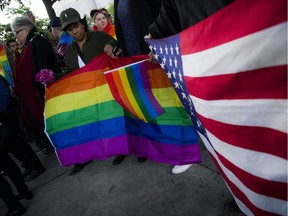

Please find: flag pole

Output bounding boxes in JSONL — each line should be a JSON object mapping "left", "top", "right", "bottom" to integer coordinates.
{"left": 103, "top": 59, "right": 149, "bottom": 74}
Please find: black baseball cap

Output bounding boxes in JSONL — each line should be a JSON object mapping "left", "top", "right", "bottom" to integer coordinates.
{"left": 50, "top": 17, "right": 61, "bottom": 28}
{"left": 60, "top": 8, "right": 81, "bottom": 30}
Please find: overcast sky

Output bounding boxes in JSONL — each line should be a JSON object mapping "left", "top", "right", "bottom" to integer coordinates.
{"left": 0, "top": 0, "right": 113, "bottom": 24}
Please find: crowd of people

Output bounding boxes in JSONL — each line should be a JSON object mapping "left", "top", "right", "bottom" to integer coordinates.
{"left": 0, "top": 1, "right": 241, "bottom": 215}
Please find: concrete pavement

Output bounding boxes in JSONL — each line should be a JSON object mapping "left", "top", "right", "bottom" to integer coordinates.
{"left": 0, "top": 142, "right": 243, "bottom": 216}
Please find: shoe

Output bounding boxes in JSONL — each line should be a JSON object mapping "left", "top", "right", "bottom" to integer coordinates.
{"left": 5, "top": 205, "right": 26, "bottom": 216}
{"left": 22, "top": 169, "right": 32, "bottom": 178}
{"left": 16, "top": 190, "right": 33, "bottom": 200}
{"left": 112, "top": 155, "right": 126, "bottom": 165}
{"left": 171, "top": 164, "right": 193, "bottom": 174}
{"left": 24, "top": 168, "right": 46, "bottom": 182}
{"left": 137, "top": 157, "right": 147, "bottom": 163}
{"left": 68, "top": 161, "right": 93, "bottom": 176}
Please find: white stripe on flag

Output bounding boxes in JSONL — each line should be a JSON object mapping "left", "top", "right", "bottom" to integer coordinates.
{"left": 183, "top": 22, "right": 287, "bottom": 77}
{"left": 232, "top": 197, "right": 253, "bottom": 216}
{"left": 205, "top": 130, "right": 287, "bottom": 182}
{"left": 190, "top": 96, "right": 287, "bottom": 133}
{"left": 199, "top": 133, "right": 287, "bottom": 215}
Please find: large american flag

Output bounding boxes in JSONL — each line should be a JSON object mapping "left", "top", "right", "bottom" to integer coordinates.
{"left": 146, "top": 0, "right": 287, "bottom": 215}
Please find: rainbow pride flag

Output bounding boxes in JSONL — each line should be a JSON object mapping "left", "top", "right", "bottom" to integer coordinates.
{"left": 0, "top": 45, "right": 12, "bottom": 84}
{"left": 45, "top": 54, "right": 201, "bottom": 166}
{"left": 104, "top": 60, "right": 163, "bottom": 122}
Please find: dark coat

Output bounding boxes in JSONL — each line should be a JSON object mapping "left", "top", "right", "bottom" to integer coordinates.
{"left": 14, "top": 28, "right": 59, "bottom": 129}
{"left": 149, "top": 0, "right": 234, "bottom": 38}
{"left": 64, "top": 31, "right": 117, "bottom": 72}
{"left": 0, "top": 76, "right": 11, "bottom": 113}
{"left": 114, "top": 0, "right": 163, "bottom": 55}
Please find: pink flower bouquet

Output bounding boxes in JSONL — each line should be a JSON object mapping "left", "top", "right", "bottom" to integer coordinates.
{"left": 35, "top": 69, "right": 55, "bottom": 84}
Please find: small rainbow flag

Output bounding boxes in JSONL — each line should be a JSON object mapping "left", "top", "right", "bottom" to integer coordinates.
{"left": 0, "top": 44, "right": 12, "bottom": 84}
{"left": 104, "top": 60, "right": 164, "bottom": 122}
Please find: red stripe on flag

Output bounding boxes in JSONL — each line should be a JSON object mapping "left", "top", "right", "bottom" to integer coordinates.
{"left": 209, "top": 153, "right": 282, "bottom": 216}
{"left": 184, "top": 65, "right": 287, "bottom": 100}
{"left": 197, "top": 114, "right": 287, "bottom": 160}
{"left": 0, "top": 45, "right": 5, "bottom": 54}
{"left": 181, "top": 0, "right": 287, "bottom": 54}
{"left": 105, "top": 71, "right": 138, "bottom": 117}
{"left": 217, "top": 153, "right": 287, "bottom": 200}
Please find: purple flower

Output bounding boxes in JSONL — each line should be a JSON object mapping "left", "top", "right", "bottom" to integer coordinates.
{"left": 35, "top": 69, "right": 55, "bottom": 84}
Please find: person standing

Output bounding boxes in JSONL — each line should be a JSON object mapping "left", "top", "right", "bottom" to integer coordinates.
{"left": 91, "top": 11, "right": 116, "bottom": 39}
{"left": 148, "top": 0, "right": 234, "bottom": 39}
{"left": 10, "top": 16, "right": 60, "bottom": 156}
{"left": 0, "top": 75, "right": 46, "bottom": 182}
{"left": 6, "top": 39, "right": 32, "bottom": 143}
{"left": 90, "top": 8, "right": 114, "bottom": 24}
{"left": 49, "top": 17, "right": 73, "bottom": 74}
{"left": 112, "top": 0, "right": 163, "bottom": 165}
{"left": 114, "top": 0, "right": 162, "bottom": 56}
{"left": 0, "top": 97, "right": 33, "bottom": 215}
{"left": 61, "top": 8, "right": 119, "bottom": 72}
{"left": 49, "top": 17, "right": 73, "bottom": 56}
{"left": 148, "top": 0, "right": 234, "bottom": 174}
{"left": 5, "top": 39, "right": 20, "bottom": 80}
{"left": 6, "top": 39, "right": 19, "bottom": 54}
{"left": 59, "top": 8, "right": 120, "bottom": 175}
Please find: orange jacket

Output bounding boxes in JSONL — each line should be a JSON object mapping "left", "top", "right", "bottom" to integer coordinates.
{"left": 93, "top": 23, "right": 116, "bottom": 39}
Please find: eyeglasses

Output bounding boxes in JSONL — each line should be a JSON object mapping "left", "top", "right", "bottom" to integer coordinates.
{"left": 13, "top": 28, "right": 25, "bottom": 36}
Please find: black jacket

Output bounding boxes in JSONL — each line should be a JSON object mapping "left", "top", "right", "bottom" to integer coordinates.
{"left": 149, "top": 0, "right": 234, "bottom": 38}
{"left": 26, "top": 28, "right": 60, "bottom": 75}
{"left": 114, "top": 0, "right": 162, "bottom": 55}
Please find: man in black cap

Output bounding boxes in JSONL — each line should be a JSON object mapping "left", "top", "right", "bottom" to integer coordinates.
{"left": 58, "top": 8, "right": 121, "bottom": 175}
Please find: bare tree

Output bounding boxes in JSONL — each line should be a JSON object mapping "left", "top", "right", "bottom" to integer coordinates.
{"left": 42, "top": 0, "right": 59, "bottom": 19}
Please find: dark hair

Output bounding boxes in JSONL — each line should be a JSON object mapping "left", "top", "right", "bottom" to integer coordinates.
{"left": 99, "top": 8, "right": 108, "bottom": 14}
{"left": 90, "top": 9, "right": 99, "bottom": 18}
{"left": 80, "top": 16, "right": 89, "bottom": 31}
{"left": 90, "top": 8, "right": 108, "bottom": 18}
{"left": 92, "top": 11, "right": 108, "bottom": 21}
{"left": 5, "top": 38, "right": 16, "bottom": 48}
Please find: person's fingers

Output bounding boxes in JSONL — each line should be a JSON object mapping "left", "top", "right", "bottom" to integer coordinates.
{"left": 115, "top": 48, "right": 123, "bottom": 57}
{"left": 148, "top": 52, "right": 158, "bottom": 64}
{"left": 104, "top": 44, "right": 113, "bottom": 56}
{"left": 144, "top": 33, "right": 152, "bottom": 39}
{"left": 151, "top": 57, "right": 158, "bottom": 64}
